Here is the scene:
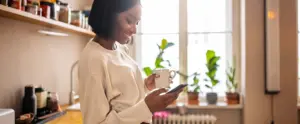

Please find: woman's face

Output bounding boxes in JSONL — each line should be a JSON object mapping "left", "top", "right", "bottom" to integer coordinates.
{"left": 114, "top": 4, "right": 141, "bottom": 44}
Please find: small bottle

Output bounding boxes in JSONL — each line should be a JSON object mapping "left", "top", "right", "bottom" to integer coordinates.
{"left": 22, "top": 85, "right": 37, "bottom": 116}
{"left": 45, "top": 92, "right": 52, "bottom": 114}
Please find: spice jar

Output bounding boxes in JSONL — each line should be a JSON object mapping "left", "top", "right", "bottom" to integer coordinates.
{"left": 47, "top": 92, "right": 60, "bottom": 112}
{"left": 71, "top": 10, "right": 82, "bottom": 27}
{"left": 11, "top": 0, "right": 21, "bottom": 10}
{"left": 40, "top": 1, "right": 56, "bottom": 20}
{"left": 58, "top": 1, "right": 71, "bottom": 24}
{"left": 40, "top": 3, "right": 50, "bottom": 18}
{"left": 25, "top": 5, "right": 38, "bottom": 15}
{"left": 21, "top": 0, "right": 26, "bottom": 11}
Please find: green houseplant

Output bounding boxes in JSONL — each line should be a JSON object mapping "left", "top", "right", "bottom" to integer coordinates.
{"left": 187, "top": 72, "right": 201, "bottom": 105}
{"left": 143, "top": 39, "right": 174, "bottom": 76}
{"left": 204, "top": 50, "right": 220, "bottom": 104}
{"left": 177, "top": 71, "right": 201, "bottom": 105}
{"left": 225, "top": 61, "right": 240, "bottom": 104}
{"left": 142, "top": 38, "right": 203, "bottom": 105}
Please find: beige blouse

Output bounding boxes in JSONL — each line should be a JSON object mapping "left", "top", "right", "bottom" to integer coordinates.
{"left": 78, "top": 40, "right": 152, "bottom": 124}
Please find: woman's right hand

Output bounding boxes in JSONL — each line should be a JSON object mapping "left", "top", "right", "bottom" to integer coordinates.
{"left": 145, "top": 88, "right": 182, "bottom": 113}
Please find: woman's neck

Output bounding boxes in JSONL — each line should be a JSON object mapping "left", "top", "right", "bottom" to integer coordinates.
{"left": 93, "top": 36, "right": 116, "bottom": 50}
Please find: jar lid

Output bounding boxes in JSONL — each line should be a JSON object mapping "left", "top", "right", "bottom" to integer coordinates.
{"left": 35, "top": 86, "right": 45, "bottom": 93}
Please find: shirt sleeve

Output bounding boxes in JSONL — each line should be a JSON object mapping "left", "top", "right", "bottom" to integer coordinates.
{"left": 79, "top": 55, "right": 153, "bottom": 124}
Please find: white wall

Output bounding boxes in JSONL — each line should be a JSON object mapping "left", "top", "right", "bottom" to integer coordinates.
{"left": 0, "top": 17, "right": 91, "bottom": 116}
{"left": 241, "top": 0, "right": 298, "bottom": 123}
{"left": 273, "top": 0, "right": 298, "bottom": 123}
{"left": 241, "top": 0, "right": 272, "bottom": 123}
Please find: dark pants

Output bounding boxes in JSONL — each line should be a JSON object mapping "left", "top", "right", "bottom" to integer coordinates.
{"left": 141, "top": 123, "right": 150, "bottom": 124}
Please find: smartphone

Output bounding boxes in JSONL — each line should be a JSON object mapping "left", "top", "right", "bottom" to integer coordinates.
{"left": 166, "top": 84, "right": 188, "bottom": 94}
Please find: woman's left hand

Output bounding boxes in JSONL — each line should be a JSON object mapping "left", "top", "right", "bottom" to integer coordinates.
{"left": 145, "top": 74, "right": 173, "bottom": 91}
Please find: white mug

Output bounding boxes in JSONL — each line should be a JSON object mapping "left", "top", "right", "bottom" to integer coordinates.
{"left": 153, "top": 68, "right": 177, "bottom": 88}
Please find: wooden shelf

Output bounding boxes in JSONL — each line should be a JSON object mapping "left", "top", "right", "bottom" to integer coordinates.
{"left": 0, "top": 5, "right": 95, "bottom": 37}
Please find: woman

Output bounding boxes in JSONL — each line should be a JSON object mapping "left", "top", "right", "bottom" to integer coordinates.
{"left": 78, "top": 0, "right": 183, "bottom": 124}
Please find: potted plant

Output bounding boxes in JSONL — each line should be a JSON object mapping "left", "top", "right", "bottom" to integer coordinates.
{"left": 187, "top": 72, "right": 201, "bottom": 105}
{"left": 204, "top": 50, "right": 220, "bottom": 105}
{"left": 225, "top": 62, "right": 240, "bottom": 104}
{"left": 176, "top": 71, "right": 201, "bottom": 105}
{"left": 142, "top": 38, "right": 201, "bottom": 105}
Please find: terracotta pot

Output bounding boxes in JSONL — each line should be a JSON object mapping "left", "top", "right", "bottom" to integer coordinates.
{"left": 187, "top": 92, "right": 199, "bottom": 105}
{"left": 226, "top": 92, "right": 240, "bottom": 105}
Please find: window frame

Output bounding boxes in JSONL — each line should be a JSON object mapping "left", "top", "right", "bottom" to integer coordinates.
{"left": 130, "top": 0, "right": 241, "bottom": 102}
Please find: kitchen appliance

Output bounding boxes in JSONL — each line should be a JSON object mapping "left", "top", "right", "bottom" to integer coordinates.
{"left": 0, "top": 109, "right": 15, "bottom": 124}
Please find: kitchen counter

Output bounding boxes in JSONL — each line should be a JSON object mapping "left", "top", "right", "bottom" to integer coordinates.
{"left": 46, "top": 103, "right": 83, "bottom": 124}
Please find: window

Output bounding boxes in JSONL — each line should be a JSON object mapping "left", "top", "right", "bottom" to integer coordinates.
{"left": 187, "top": 0, "right": 233, "bottom": 96}
{"left": 134, "top": 0, "right": 239, "bottom": 97}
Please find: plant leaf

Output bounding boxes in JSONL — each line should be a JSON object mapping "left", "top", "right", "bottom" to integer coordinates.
{"left": 157, "top": 44, "right": 161, "bottom": 50}
{"left": 165, "top": 42, "right": 175, "bottom": 49}
{"left": 161, "top": 39, "right": 168, "bottom": 50}
{"left": 234, "top": 83, "right": 238, "bottom": 89}
{"left": 206, "top": 68, "right": 217, "bottom": 79}
{"left": 143, "top": 67, "right": 153, "bottom": 76}
{"left": 165, "top": 60, "right": 172, "bottom": 67}
{"left": 193, "top": 76, "right": 199, "bottom": 84}
{"left": 155, "top": 57, "right": 163, "bottom": 68}
{"left": 194, "top": 86, "right": 200, "bottom": 93}
{"left": 232, "top": 68, "right": 236, "bottom": 82}
{"left": 204, "top": 78, "right": 209, "bottom": 82}
{"left": 212, "top": 80, "right": 219, "bottom": 86}
{"left": 209, "top": 56, "right": 220, "bottom": 65}
{"left": 226, "top": 81, "right": 232, "bottom": 90}
{"left": 205, "top": 84, "right": 212, "bottom": 89}
{"left": 206, "top": 50, "right": 215, "bottom": 63}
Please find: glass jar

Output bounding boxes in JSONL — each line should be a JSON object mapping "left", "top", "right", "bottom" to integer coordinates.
{"left": 47, "top": 92, "right": 60, "bottom": 112}
{"left": 58, "top": 1, "right": 71, "bottom": 24}
{"left": 71, "top": 10, "right": 82, "bottom": 27}
{"left": 35, "top": 86, "right": 47, "bottom": 117}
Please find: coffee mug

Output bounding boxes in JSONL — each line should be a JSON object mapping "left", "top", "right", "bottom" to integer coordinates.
{"left": 153, "top": 68, "right": 177, "bottom": 88}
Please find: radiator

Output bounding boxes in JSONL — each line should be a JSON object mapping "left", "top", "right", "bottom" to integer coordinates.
{"left": 152, "top": 112, "right": 217, "bottom": 124}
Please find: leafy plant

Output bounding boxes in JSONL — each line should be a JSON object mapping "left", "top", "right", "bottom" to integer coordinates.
{"left": 190, "top": 72, "right": 201, "bottom": 92}
{"left": 177, "top": 71, "right": 201, "bottom": 93}
{"left": 204, "top": 50, "right": 220, "bottom": 91}
{"left": 142, "top": 38, "right": 202, "bottom": 93}
{"left": 226, "top": 62, "right": 238, "bottom": 93}
{"left": 143, "top": 39, "right": 174, "bottom": 76}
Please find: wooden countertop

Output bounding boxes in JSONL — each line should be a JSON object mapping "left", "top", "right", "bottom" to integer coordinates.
{"left": 46, "top": 103, "right": 83, "bottom": 124}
